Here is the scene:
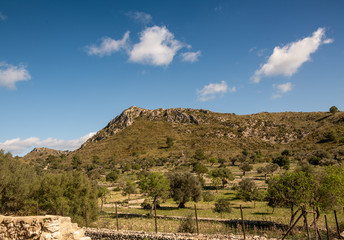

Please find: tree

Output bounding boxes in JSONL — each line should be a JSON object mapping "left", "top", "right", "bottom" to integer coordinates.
{"left": 122, "top": 181, "right": 137, "bottom": 207}
{"left": 267, "top": 171, "right": 314, "bottom": 225}
{"left": 272, "top": 155, "right": 290, "bottom": 170}
{"left": 237, "top": 178, "right": 259, "bottom": 202}
{"left": 257, "top": 163, "right": 279, "bottom": 180}
{"left": 168, "top": 172, "right": 202, "bottom": 208}
{"left": 166, "top": 136, "right": 174, "bottom": 148}
{"left": 330, "top": 106, "right": 339, "bottom": 114}
{"left": 192, "top": 162, "right": 208, "bottom": 176}
{"left": 210, "top": 168, "right": 235, "bottom": 188}
{"left": 98, "top": 186, "right": 110, "bottom": 212}
{"left": 138, "top": 172, "right": 170, "bottom": 214}
{"left": 239, "top": 162, "right": 253, "bottom": 176}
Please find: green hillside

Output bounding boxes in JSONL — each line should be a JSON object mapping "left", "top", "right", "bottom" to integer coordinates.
{"left": 54, "top": 106, "right": 344, "bottom": 165}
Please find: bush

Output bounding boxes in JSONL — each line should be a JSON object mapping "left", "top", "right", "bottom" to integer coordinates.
{"left": 330, "top": 106, "right": 339, "bottom": 114}
{"left": 178, "top": 215, "right": 196, "bottom": 233}
{"left": 203, "top": 192, "right": 215, "bottom": 203}
{"left": 214, "top": 198, "right": 231, "bottom": 214}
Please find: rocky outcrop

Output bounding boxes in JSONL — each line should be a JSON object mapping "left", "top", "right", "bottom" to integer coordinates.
{"left": 0, "top": 215, "right": 90, "bottom": 240}
{"left": 82, "top": 107, "right": 203, "bottom": 147}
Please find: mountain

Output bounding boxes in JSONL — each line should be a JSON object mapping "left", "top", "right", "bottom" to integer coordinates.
{"left": 63, "top": 106, "right": 344, "bottom": 164}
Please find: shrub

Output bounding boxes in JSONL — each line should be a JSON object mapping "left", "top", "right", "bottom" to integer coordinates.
{"left": 178, "top": 215, "right": 196, "bottom": 233}
{"left": 214, "top": 198, "right": 231, "bottom": 214}
{"left": 203, "top": 191, "right": 215, "bottom": 203}
{"left": 330, "top": 106, "right": 339, "bottom": 114}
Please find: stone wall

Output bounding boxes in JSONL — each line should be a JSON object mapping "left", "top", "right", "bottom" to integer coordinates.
{"left": 85, "top": 229, "right": 277, "bottom": 240}
{"left": 0, "top": 215, "right": 90, "bottom": 240}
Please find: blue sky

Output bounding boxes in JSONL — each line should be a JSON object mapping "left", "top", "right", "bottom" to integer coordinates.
{"left": 0, "top": 0, "right": 343, "bottom": 155}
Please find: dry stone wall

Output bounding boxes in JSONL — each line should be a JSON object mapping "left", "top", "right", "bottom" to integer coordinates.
{"left": 85, "top": 229, "right": 277, "bottom": 240}
{"left": 0, "top": 215, "right": 90, "bottom": 240}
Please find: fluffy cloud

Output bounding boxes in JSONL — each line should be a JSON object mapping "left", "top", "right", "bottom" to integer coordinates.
{"left": 125, "top": 11, "right": 152, "bottom": 25}
{"left": 0, "top": 62, "right": 31, "bottom": 89}
{"left": 181, "top": 51, "right": 201, "bottom": 63}
{"left": 0, "top": 132, "right": 96, "bottom": 156}
{"left": 272, "top": 82, "right": 293, "bottom": 99}
{"left": 129, "top": 26, "right": 183, "bottom": 66}
{"left": 197, "top": 81, "right": 235, "bottom": 102}
{"left": 0, "top": 12, "right": 7, "bottom": 20}
{"left": 252, "top": 28, "right": 333, "bottom": 83}
{"left": 87, "top": 25, "right": 199, "bottom": 66}
{"left": 86, "top": 31, "right": 130, "bottom": 57}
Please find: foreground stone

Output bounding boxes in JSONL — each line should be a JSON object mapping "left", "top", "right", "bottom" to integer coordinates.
{"left": 0, "top": 215, "right": 90, "bottom": 240}
{"left": 85, "top": 228, "right": 278, "bottom": 240}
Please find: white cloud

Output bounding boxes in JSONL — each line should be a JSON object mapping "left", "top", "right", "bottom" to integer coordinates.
{"left": 0, "top": 62, "right": 31, "bottom": 89}
{"left": 129, "top": 26, "right": 184, "bottom": 66}
{"left": 0, "top": 12, "right": 7, "bottom": 21}
{"left": 197, "top": 80, "right": 235, "bottom": 102}
{"left": 181, "top": 51, "right": 201, "bottom": 63}
{"left": 272, "top": 82, "right": 293, "bottom": 99}
{"left": 125, "top": 11, "right": 152, "bottom": 25}
{"left": 252, "top": 28, "right": 333, "bottom": 83}
{"left": 86, "top": 31, "right": 130, "bottom": 57}
{"left": 0, "top": 132, "right": 96, "bottom": 156}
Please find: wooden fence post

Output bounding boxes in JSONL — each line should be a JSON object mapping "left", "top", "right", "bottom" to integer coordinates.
{"left": 240, "top": 205, "right": 246, "bottom": 240}
{"left": 154, "top": 202, "right": 157, "bottom": 233}
{"left": 85, "top": 204, "right": 88, "bottom": 228}
{"left": 325, "top": 215, "right": 329, "bottom": 240}
{"left": 334, "top": 210, "right": 341, "bottom": 239}
{"left": 115, "top": 203, "right": 119, "bottom": 231}
{"left": 194, "top": 204, "right": 199, "bottom": 235}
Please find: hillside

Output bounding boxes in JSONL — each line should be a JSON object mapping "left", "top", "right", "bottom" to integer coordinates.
{"left": 40, "top": 106, "right": 344, "bottom": 165}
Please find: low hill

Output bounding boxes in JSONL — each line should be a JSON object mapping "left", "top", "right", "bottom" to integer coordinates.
{"left": 24, "top": 147, "right": 69, "bottom": 162}
{"left": 60, "top": 106, "right": 344, "bottom": 164}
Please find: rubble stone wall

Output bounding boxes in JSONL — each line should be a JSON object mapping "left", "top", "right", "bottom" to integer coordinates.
{"left": 0, "top": 215, "right": 90, "bottom": 240}
{"left": 85, "top": 229, "right": 276, "bottom": 240}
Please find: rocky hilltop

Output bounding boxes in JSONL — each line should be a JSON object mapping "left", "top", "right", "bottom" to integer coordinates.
{"left": 24, "top": 147, "right": 69, "bottom": 162}
{"left": 82, "top": 106, "right": 204, "bottom": 147}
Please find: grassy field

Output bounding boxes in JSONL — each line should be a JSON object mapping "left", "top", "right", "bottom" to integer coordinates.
{"left": 92, "top": 161, "right": 344, "bottom": 239}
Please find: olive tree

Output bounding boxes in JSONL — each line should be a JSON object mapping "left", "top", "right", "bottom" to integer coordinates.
{"left": 168, "top": 172, "right": 202, "bottom": 208}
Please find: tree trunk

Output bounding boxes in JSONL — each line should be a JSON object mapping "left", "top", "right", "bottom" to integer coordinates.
{"left": 101, "top": 199, "right": 104, "bottom": 212}
{"left": 264, "top": 174, "right": 267, "bottom": 181}
{"left": 178, "top": 202, "right": 186, "bottom": 208}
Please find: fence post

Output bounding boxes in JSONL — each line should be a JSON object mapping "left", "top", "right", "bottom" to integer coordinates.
{"left": 240, "top": 205, "right": 246, "bottom": 240}
{"left": 85, "top": 204, "right": 88, "bottom": 228}
{"left": 154, "top": 202, "right": 158, "bottom": 233}
{"left": 325, "top": 215, "right": 329, "bottom": 240}
{"left": 334, "top": 210, "right": 341, "bottom": 239}
{"left": 36, "top": 203, "right": 39, "bottom": 216}
{"left": 194, "top": 204, "right": 199, "bottom": 235}
{"left": 115, "top": 203, "right": 119, "bottom": 231}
